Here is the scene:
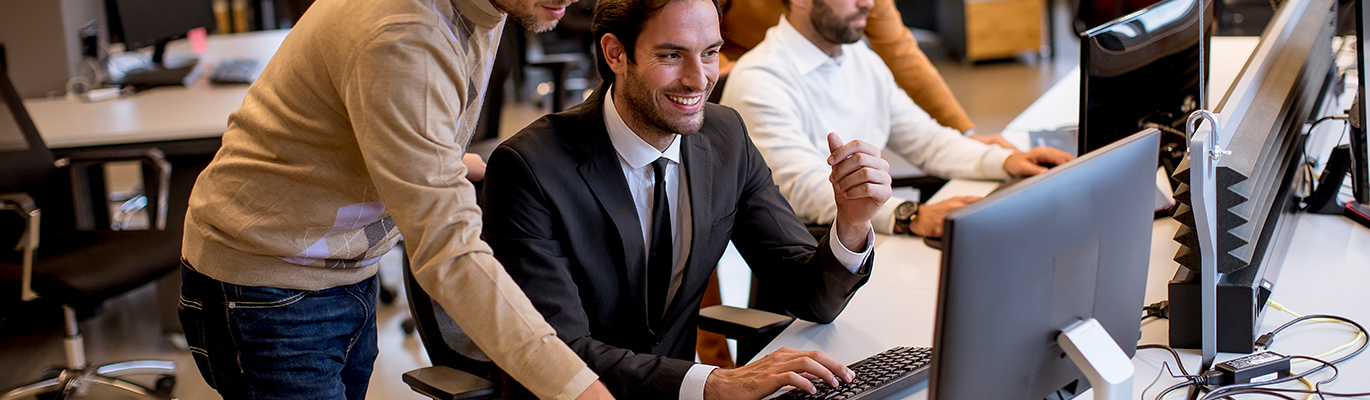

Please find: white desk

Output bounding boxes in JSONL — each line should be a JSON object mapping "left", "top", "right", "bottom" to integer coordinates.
{"left": 758, "top": 36, "right": 1370, "bottom": 399}
{"left": 22, "top": 30, "right": 288, "bottom": 149}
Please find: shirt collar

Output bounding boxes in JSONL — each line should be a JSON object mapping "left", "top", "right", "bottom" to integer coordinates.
{"left": 773, "top": 16, "right": 845, "bottom": 76}
{"left": 603, "top": 85, "right": 683, "bottom": 169}
{"left": 448, "top": 0, "right": 504, "bottom": 30}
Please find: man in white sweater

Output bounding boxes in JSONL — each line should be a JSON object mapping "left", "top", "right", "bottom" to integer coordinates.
{"left": 720, "top": 0, "right": 1071, "bottom": 237}
{"left": 179, "top": 0, "right": 615, "bottom": 398}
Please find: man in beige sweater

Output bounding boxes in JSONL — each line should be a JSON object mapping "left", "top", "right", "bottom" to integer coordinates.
{"left": 178, "top": 0, "right": 615, "bottom": 398}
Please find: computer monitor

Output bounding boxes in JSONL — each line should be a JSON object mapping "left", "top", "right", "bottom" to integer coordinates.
{"left": 1348, "top": 0, "right": 1370, "bottom": 222}
{"left": 929, "top": 128, "right": 1160, "bottom": 399}
{"left": 105, "top": 0, "right": 216, "bottom": 87}
{"left": 1080, "top": 0, "right": 1211, "bottom": 176}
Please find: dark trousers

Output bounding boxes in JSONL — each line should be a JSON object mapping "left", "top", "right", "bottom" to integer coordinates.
{"left": 178, "top": 262, "right": 378, "bottom": 400}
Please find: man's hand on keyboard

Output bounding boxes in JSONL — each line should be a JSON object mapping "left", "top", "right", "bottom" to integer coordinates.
{"left": 1002, "top": 146, "right": 1075, "bottom": 177}
{"left": 703, "top": 347, "right": 855, "bottom": 400}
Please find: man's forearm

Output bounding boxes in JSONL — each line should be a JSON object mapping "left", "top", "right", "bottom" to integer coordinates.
{"left": 412, "top": 251, "right": 597, "bottom": 400}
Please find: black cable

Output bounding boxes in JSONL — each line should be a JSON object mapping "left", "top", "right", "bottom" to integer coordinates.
{"left": 1142, "top": 362, "right": 1195, "bottom": 400}
{"left": 1202, "top": 359, "right": 1342, "bottom": 400}
{"left": 1143, "top": 300, "right": 1170, "bottom": 322}
{"left": 1139, "top": 344, "right": 1193, "bottom": 377}
{"left": 1259, "top": 314, "right": 1369, "bottom": 366}
{"left": 1301, "top": 115, "right": 1348, "bottom": 197}
{"left": 1210, "top": 387, "right": 1370, "bottom": 398}
{"left": 1200, "top": 356, "right": 1341, "bottom": 400}
{"left": 1157, "top": 379, "right": 1200, "bottom": 400}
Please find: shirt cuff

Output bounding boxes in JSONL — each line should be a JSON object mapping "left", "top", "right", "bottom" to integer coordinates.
{"left": 874, "top": 196, "right": 908, "bottom": 235}
{"left": 829, "top": 224, "right": 874, "bottom": 273}
{"left": 681, "top": 364, "right": 719, "bottom": 400}
{"left": 980, "top": 146, "right": 1015, "bottom": 180}
{"left": 550, "top": 366, "right": 599, "bottom": 400}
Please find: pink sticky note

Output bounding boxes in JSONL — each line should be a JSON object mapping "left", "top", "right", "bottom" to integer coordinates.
{"left": 188, "top": 27, "right": 209, "bottom": 55}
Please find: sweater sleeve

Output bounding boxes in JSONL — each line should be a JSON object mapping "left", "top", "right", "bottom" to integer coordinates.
{"left": 341, "top": 24, "right": 596, "bottom": 400}
{"left": 884, "top": 69, "right": 1012, "bottom": 181}
{"left": 863, "top": 0, "right": 976, "bottom": 132}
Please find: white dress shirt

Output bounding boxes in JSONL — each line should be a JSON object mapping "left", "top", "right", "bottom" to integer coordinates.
{"left": 603, "top": 85, "right": 873, "bottom": 400}
{"left": 719, "top": 17, "right": 1014, "bottom": 234}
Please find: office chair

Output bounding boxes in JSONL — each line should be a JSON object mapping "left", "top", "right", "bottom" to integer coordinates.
{"left": 398, "top": 240, "right": 501, "bottom": 400}
{"left": 0, "top": 67, "right": 183, "bottom": 400}
{"left": 399, "top": 237, "right": 796, "bottom": 400}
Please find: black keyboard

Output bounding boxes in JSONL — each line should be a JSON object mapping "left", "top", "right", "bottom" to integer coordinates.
{"left": 210, "top": 59, "right": 260, "bottom": 84}
{"left": 773, "top": 346, "right": 932, "bottom": 400}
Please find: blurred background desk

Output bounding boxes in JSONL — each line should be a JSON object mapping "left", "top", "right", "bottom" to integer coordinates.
{"left": 22, "top": 29, "right": 287, "bottom": 150}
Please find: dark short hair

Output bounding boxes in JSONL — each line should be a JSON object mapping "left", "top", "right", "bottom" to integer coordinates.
{"left": 591, "top": 0, "right": 722, "bottom": 83}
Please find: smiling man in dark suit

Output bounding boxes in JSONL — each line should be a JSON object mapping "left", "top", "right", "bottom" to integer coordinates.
{"left": 480, "top": 0, "right": 893, "bottom": 398}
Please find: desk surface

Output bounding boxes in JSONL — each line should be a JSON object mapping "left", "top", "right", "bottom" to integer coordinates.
{"left": 23, "top": 30, "right": 288, "bottom": 149}
{"left": 759, "top": 35, "right": 1370, "bottom": 399}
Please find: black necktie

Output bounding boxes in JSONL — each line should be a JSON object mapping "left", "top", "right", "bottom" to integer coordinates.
{"left": 648, "top": 158, "right": 673, "bottom": 327}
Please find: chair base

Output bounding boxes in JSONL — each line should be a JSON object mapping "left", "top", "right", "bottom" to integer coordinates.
{"left": 1, "top": 360, "right": 177, "bottom": 400}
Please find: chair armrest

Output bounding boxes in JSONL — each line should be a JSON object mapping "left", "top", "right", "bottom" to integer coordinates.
{"left": 1, "top": 193, "right": 41, "bottom": 301}
{"left": 61, "top": 148, "right": 172, "bottom": 229}
{"left": 402, "top": 366, "right": 499, "bottom": 400}
{"left": 698, "top": 305, "right": 795, "bottom": 340}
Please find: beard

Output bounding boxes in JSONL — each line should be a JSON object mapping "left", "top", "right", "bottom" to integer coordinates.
{"left": 618, "top": 66, "right": 712, "bottom": 137}
{"left": 811, "top": 0, "right": 868, "bottom": 45}
{"left": 491, "top": 0, "right": 571, "bottom": 33}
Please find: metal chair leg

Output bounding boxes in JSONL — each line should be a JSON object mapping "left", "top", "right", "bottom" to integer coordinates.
{"left": 0, "top": 378, "right": 60, "bottom": 400}
{"left": 96, "top": 360, "right": 176, "bottom": 377}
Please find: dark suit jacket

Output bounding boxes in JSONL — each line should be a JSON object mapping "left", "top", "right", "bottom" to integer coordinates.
{"left": 482, "top": 86, "right": 873, "bottom": 399}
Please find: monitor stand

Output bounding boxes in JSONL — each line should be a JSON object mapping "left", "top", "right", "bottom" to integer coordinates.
{"left": 1057, "top": 319, "right": 1134, "bottom": 400}
{"left": 114, "top": 39, "right": 203, "bottom": 89}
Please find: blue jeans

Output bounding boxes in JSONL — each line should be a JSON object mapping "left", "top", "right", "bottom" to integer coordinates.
{"left": 178, "top": 262, "right": 378, "bottom": 400}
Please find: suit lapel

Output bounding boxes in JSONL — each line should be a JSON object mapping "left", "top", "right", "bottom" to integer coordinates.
{"left": 571, "top": 85, "right": 651, "bottom": 329}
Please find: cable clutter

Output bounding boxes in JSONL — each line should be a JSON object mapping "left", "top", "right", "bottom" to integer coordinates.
{"left": 1138, "top": 300, "right": 1369, "bottom": 399}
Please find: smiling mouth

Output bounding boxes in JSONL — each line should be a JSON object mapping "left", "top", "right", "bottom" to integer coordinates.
{"left": 667, "top": 95, "right": 701, "bottom": 106}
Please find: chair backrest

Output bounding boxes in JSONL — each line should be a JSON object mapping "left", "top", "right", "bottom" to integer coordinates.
{"left": 0, "top": 67, "right": 55, "bottom": 196}
{"left": 400, "top": 242, "right": 498, "bottom": 378}
{"left": 0, "top": 68, "right": 56, "bottom": 250}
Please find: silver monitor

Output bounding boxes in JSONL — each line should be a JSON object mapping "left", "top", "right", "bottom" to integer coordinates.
{"left": 929, "top": 128, "right": 1160, "bottom": 399}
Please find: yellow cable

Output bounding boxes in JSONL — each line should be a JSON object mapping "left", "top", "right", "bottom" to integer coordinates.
{"left": 1152, "top": 301, "right": 1362, "bottom": 400}
{"left": 1266, "top": 299, "right": 1366, "bottom": 399}
{"left": 1299, "top": 376, "right": 1316, "bottom": 400}
{"left": 1266, "top": 300, "right": 1367, "bottom": 363}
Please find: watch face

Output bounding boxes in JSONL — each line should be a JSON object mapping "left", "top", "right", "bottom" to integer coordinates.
{"left": 896, "top": 201, "right": 917, "bottom": 219}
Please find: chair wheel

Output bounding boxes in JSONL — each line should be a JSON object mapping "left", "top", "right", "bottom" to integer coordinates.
{"left": 155, "top": 375, "right": 176, "bottom": 394}
{"left": 401, "top": 318, "right": 416, "bottom": 335}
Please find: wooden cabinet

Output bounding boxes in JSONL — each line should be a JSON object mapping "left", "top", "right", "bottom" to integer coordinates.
{"left": 936, "top": 0, "right": 1046, "bottom": 61}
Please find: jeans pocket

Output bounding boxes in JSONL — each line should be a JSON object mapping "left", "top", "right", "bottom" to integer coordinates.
{"left": 228, "top": 285, "right": 312, "bottom": 309}
{"left": 177, "top": 291, "right": 217, "bottom": 390}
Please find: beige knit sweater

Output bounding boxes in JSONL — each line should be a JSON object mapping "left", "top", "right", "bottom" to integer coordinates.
{"left": 181, "top": 0, "right": 596, "bottom": 397}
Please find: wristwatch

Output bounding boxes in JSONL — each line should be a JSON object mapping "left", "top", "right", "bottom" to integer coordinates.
{"left": 893, "top": 201, "right": 919, "bottom": 235}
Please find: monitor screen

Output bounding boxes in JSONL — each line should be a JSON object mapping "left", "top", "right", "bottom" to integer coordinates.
{"left": 1079, "top": 0, "right": 1212, "bottom": 170}
{"left": 107, "top": 0, "right": 216, "bottom": 51}
{"left": 929, "top": 129, "right": 1160, "bottom": 399}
